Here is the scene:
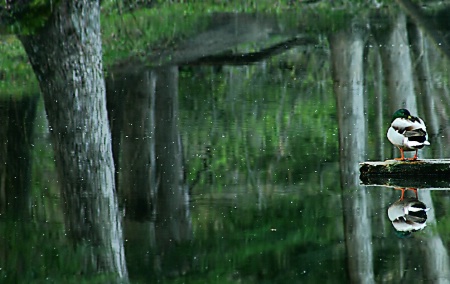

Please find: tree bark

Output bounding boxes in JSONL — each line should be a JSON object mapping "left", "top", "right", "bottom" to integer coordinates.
{"left": 330, "top": 26, "right": 375, "bottom": 284}
{"left": 19, "top": 1, "right": 128, "bottom": 281}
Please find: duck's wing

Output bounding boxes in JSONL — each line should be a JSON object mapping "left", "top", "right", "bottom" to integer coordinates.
{"left": 404, "top": 128, "right": 427, "bottom": 140}
{"left": 410, "top": 116, "right": 427, "bottom": 131}
{"left": 392, "top": 218, "right": 427, "bottom": 232}
{"left": 407, "top": 200, "right": 428, "bottom": 211}
{"left": 391, "top": 117, "right": 414, "bottom": 131}
{"left": 392, "top": 116, "right": 428, "bottom": 137}
{"left": 391, "top": 116, "right": 427, "bottom": 130}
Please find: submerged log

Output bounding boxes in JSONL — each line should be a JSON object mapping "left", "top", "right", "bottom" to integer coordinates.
{"left": 360, "top": 159, "right": 450, "bottom": 187}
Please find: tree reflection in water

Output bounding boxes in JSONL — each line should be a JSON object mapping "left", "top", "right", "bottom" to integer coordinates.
{"left": 3, "top": 0, "right": 450, "bottom": 283}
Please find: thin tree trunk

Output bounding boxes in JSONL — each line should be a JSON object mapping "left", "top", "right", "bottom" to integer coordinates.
{"left": 418, "top": 191, "right": 450, "bottom": 283}
{"left": 0, "top": 96, "right": 38, "bottom": 219}
{"left": 370, "top": 45, "right": 385, "bottom": 161}
{"left": 377, "top": 13, "right": 417, "bottom": 161}
{"left": 379, "top": 13, "right": 417, "bottom": 113}
{"left": 19, "top": 1, "right": 128, "bottom": 281}
{"left": 410, "top": 25, "right": 440, "bottom": 159}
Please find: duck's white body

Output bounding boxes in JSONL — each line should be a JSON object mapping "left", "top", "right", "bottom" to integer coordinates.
{"left": 388, "top": 197, "right": 429, "bottom": 233}
{"left": 387, "top": 109, "right": 430, "bottom": 160}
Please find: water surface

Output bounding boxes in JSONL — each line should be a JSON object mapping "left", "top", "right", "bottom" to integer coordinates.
{"left": 2, "top": 2, "right": 450, "bottom": 283}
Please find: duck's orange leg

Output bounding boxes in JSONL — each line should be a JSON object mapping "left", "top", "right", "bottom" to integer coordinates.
{"left": 394, "top": 148, "right": 406, "bottom": 161}
{"left": 394, "top": 187, "right": 406, "bottom": 200}
{"left": 407, "top": 149, "right": 418, "bottom": 161}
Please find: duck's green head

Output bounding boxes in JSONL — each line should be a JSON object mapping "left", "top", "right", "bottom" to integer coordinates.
{"left": 392, "top": 108, "right": 412, "bottom": 121}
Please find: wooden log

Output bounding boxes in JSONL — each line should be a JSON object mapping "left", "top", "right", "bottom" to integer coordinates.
{"left": 360, "top": 159, "right": 450, "bottom": 176}
{"left": 360, "top": 159, "right": 450, "bottom": 188}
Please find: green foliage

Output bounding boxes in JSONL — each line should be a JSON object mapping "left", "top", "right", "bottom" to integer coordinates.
{"left": 101, "top": 4, "right": 211, "bottom": 64}
{"left": 0, "top": 36, "right": 37, "bottom": 97}
{"left": 99, "top": 1, "right": 373, "bottom": 66}
{"left": 0, "top": 0, "right": 56, "bottom": 35}
{"left": 0, "top": 95, "right": 126, "bottom": 282}
{"left": 102, "top": 0, "right": 295, "bottom": 14}
{"left": 0, "top": 0, "right": 377, "bottom": 93}
{"left": 0, "top": 217, "right": 121, "bottom": 283}
{"left": 179, "top": 48, "right": 338, "bottom": 189}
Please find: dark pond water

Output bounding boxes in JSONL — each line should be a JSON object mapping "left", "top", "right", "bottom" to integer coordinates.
{"left": 2, "top": 3, "right": 450, "bottom": 284}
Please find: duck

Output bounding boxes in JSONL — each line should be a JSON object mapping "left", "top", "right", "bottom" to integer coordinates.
{"left": 387, "top": 188, "right": 429, "bottom": 236}
{"left": 387, "top": 108, "right": 430, "bottom": 160}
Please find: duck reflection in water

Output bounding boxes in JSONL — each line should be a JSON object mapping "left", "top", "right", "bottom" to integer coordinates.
{"left": 387, "top": 188, "right": 430, "bottom": 237}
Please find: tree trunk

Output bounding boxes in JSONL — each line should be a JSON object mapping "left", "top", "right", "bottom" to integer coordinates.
{"left": 379, "top": 13, "right": 417, "bottom": 113}
{"left": 410, "top": 25, "right": 440, "bottom": 159}
{"left": 19, "top": 1, "right": 128, "bottom": 281}
{"left": 0, "top": 95, "right": 38, "bottom": 219}
{"left": 116, "top": 71, "right": 156, "bottom": 220}
{"left": 107, "top": 70, "right": 157, "bottom": 278}
{"left": 153, "top": 66, "right": 192, "bottom": 277}
{"left": 330, "top": 26, "right": 375, "bottom": 284}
